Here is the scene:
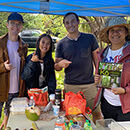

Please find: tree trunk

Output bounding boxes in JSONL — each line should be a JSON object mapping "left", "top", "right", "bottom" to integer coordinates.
{"left": 80, "top": 16, "right": 105, "bottom": 50}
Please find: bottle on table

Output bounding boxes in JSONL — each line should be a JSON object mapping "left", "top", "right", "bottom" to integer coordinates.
{"left": 84, "top": 120, "right": 89, "bottom": 129}
{"left": 55, "top": 89, "right": 61, "bottom": 108}
{"left": 55, "top": 116, "right": 65, "bottom": 130}
{"left": 65, "top": 123, "right": 69, "bottom": 130}
{"left": 85, "top": 123, "right": 92, "bottom": 130}
{"left": 29, "top": 96, "right": 35, "bottom": 107}
{"left": 43, "top": 101, "right": 53, "bottom": 112}
{"left": 69, "top": 124, "right": 81, "bottom": 130}
{"left": 53, "top": 125, "right": 63, "bottom": 130}
{"left": 68, "top": 120, "right": 74, "bottom": 129}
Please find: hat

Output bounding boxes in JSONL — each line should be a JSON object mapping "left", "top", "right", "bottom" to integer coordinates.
{"left": 7, "top": 12, "right": 24, "bottom": 23}
{"left": 99, "top": 17, "right": 130, "bottom": 44}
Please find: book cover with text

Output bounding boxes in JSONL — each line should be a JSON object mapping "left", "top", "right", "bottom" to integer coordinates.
{"left": 97, "top": 62, "right": 123, "bottom": 89}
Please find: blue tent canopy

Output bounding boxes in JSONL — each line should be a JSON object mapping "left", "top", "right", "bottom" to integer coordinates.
{"left": 0, "top": 0, "right": 130, "bottom": 16}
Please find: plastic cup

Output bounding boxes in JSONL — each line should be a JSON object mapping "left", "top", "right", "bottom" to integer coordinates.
{"left": 53, "top": 105, "right": 60, "bottom": 117}
{"left": 49, "top": 94, "right": 55, "bottom": 104}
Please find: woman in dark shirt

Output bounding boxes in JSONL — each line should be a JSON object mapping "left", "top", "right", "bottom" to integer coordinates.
{"left": 21, "top": 34, "right": 56, "bottom": 96}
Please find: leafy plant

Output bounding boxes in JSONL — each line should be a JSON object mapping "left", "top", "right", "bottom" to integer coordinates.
{"left": 52, "top": 52, "right": 64, "bottom": 90}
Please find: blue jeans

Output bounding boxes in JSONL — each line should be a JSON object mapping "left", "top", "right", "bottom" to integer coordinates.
{"left": 0, "top": 92, "right": 19, "bottom": 117}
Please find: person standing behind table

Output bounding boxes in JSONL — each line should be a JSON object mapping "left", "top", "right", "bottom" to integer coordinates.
{"left": 55, "top": 12, "right": 103, "bottom": 124}
{"left": 0, "top": 12, "right": 28, "bottom": 129}
{"left": 21, "top": 34, "right": 56, "bottom": 97}
{"left": 93, "top": 17, "right": 130, "bottom": 121}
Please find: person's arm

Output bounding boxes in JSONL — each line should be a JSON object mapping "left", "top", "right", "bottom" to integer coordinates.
{"left": 47, "top": 60, "right": 56, "bottom": 94}
{"left": 54, "top": 57, "right": 63, "bottom": 71}
{"left": 55, "top": 58, "right": 72, "bottom": 71}
{"left": 93, "top": 47, "right": 100, "bottom": 85}
{"left": 0, "top": 47, "right": 8, "bottom": 74}
{"left": 21, "top": 54, "right": 38, "bottom": 81}
{"left": 111, "top": 87, "right": 126, "bottom": 95}
{"left": 0, "top": 115, "right": 8, "bottom": 129}
{"left": 0, "top": 60, "right": 14, "bottom": 74}
{"left": 92, "top": 48, "right": 99, "bottom": 68}
{"left": 95, "top": 74, "right": 102, "bottom": 85}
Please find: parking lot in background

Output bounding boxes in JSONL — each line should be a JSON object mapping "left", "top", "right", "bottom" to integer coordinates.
{"left": 19, "top": 30, "right": 60, "bottom": 51}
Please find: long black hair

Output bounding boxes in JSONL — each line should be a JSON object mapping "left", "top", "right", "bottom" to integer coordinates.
{"left": 36, "top": 33, "right": 53, "bottom": 59}
{"left": 35, "top": 33, "right": 54, "bottom": 77}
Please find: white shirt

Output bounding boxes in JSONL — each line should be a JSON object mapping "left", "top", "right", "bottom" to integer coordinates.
{"left": 39, "top": 63, "right": 45, "bottom": 87}
{"left": 7, "top": 39, "right": 21, "bottom": 93}
{"left": 104, "top": 47, "right": 123, "bottom": 106}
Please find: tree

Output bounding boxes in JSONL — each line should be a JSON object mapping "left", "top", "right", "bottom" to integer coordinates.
{"left": 22, "top": 13, "right": 45, "bottom": 31}
{"left": 79, "top": 16, "right": 105, "bottom": 50}
{"left": 42, "top": 14, "right": 66, "bottom": 38}
{"left": 1, "top": 12, "right": 129, "bottom": 49}
{"left": 0, "top": 12, "right": 10, "bottom": 36}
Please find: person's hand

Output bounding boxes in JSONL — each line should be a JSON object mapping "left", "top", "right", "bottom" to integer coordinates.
{"left": 31, "top": 51, "right": 43, "bottom": 62}
{"left": 58, "top": 59, "right": 72, "bottom": 69}
{"left": 4, "top": 60, "right": 15, "bottom": 70}
{"left": 95, "top": 74, "right": 101, "bottom": 85}
{"left": 111, "top": 87, "right": 125, "bottom": 95}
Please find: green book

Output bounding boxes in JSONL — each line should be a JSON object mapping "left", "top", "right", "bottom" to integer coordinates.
{"left": 97, "top": 62, "right": 123, "bottom": 89}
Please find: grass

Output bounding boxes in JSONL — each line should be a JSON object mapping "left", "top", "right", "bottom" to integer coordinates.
{"left": 0, "top": 107, "right": 4, "bottom": 127}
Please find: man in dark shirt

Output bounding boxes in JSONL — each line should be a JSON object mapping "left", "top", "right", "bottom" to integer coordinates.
{"left": 55, "top": 12, "right": 103, "bottom": 123}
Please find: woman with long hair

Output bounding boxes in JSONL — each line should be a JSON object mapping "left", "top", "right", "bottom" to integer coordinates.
{"left": 21, "top": 34, "right": 56, "bottom": 96}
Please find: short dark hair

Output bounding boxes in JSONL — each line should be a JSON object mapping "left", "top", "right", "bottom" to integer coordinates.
{"left": 63, "top": 12, "right": 79, "bottom": 24}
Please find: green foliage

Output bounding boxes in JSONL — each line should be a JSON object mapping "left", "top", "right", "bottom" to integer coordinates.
{"left": 42, "top": 14, "right": 66, "bottom": 38}
{"left": 0, "top": 12, "right": 10, "bottom": 36}
{"left": 27, "top": 48, "right": 36, "bottom": 55}
{"left": 55, "top": 71, "right": 64, "bottom": 90}
{"left": 0, "top": 107, "right": 5, "bottom": 129}
{"left": 79, "top": 17, "right": 91, "bottom": 33}
{"left": 22, "top": 13, "right": 45, "bottom": 31}
{"left": 52, "top": 52, "right": 64, "bottom": 90}
{"left": 0, "top": 12, "right": 66, "bottom": 39}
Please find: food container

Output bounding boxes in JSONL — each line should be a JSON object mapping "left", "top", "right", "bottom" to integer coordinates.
{"left": 10, "top": 97, "right": 29, "bottom": 114}
{"left": 96, "top": 119, "right": 126, "bottom": 130}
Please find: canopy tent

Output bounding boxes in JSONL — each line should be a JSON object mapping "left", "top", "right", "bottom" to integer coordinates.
{"left": 0, "top": 0, "right": 130, "bottom": 16}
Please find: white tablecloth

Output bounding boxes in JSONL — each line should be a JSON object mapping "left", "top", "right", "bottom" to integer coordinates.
{"left": 7, "top": 111, "right": 56, "bottom": 130}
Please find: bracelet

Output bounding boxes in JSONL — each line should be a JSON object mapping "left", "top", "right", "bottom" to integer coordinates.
{"left": 124, "top": 88, "right": 126, "bottom": 94}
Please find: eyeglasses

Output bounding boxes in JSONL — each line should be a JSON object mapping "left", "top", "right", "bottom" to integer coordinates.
{"left": 9, "top": 21, "right": 22, "bottom": 28}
